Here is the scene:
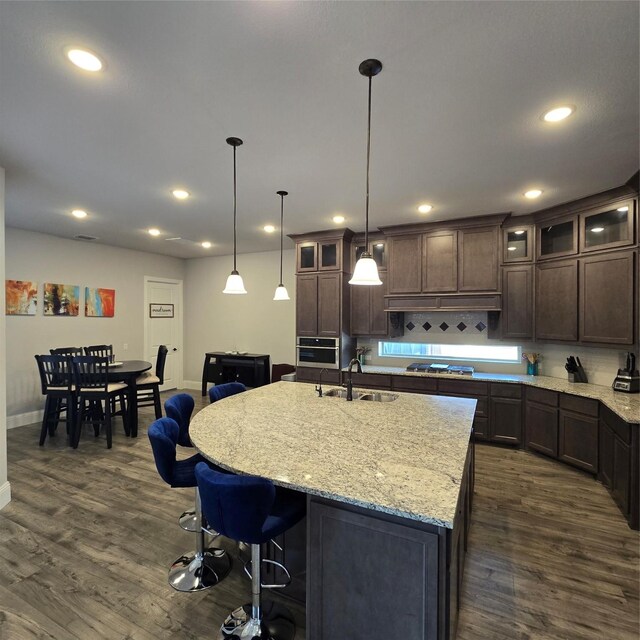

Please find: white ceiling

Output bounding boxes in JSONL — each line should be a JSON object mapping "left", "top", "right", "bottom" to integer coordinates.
{"left": 0, "top": 1, "right": 638, "bottom": 259}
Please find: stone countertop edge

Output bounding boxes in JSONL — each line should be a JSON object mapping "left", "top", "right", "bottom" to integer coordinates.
{"left": 189, "top": 382, "right": 476, "bottom": 530}
{"left": 345, "top": 365, "right": 640, "bottom": 424}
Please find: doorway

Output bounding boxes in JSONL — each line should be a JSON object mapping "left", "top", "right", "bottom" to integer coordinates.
{"left": 143, "top": 276, "right": 183, "bottom": 391}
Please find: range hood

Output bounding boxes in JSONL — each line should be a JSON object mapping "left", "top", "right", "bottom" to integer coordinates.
{"left": 384, "top": 293, "right": 501, "bottom": 312}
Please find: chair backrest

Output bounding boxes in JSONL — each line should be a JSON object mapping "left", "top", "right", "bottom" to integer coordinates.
{"left": 147, "top": 417, "right": 179, "bottom": 486}
{"left": 50, "top": 346, "right": 83, "bottom": 357}
{"left": 195, "top": 461, "right": 276, "bottom": 544}
{"left": 272, "top": 363, "right": 295, "bottom": 382}
{"left": 72, "top": 356, "right": 109, "bottom": 391}
{"left": 155, "top": 345, "right": 169, "bottom": 384}
{"left": 164, "top": 393, "right": 194, "bottom": 447}
{"left": 35, "top": 355, "right": 73, "bottom": 393}
{"left": 208, "top": 382, "right": 246, "bottom": 404}
{"left": 85, "top": 344, "right": 113, "bottom": 359}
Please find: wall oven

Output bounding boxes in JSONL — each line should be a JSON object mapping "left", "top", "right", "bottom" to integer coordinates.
{"left": 296, "top": 337, "right": 340, "bottom": 369}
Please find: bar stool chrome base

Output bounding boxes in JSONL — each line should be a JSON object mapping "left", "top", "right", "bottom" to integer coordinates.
{"left": 217, "top": 601, "right": 295, "bottom": 640}
{"left": 169, "top": 548, "right": 231, "bottom": 592}
{"left": 178, "top": 508, "right": 198, "bottom": 532}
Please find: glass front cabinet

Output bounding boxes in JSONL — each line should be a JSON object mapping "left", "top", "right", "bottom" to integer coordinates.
{"left": 579, "top": 199, "right": 635, "bottom": 252}
{"left": 353, "top": 236, "right": 387, "bottom": 271}
{"left": 296, "top": 239, "right": 343, "bottom": 272}
{"left": 537, "top": 215, "right": 578, "bottom": 260}
{"left": 503, "top": 225, "right": 534, "bottom": 263}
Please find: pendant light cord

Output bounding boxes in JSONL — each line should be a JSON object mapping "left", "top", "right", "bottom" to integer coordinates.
{"left": 232, "top": 144, "right": 237, "bottom": 272}
{"left": 365, "top": 74, "right": 372, "bottom": 248}
{"left": 279, "top": 194, "right": 284, "bottom": 286}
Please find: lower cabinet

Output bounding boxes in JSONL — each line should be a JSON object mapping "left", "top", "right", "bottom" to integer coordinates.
{"left": 295, "top": 366, "right": 341, "bottom": 385}
{"left": 490, "top": 397, "right": 523, "bottom": 445}
{"left": 558, "top": 409, "right": 599, "bottom": 474}
{"left": 525, "top": 399, "right": 559, "bottom": 458}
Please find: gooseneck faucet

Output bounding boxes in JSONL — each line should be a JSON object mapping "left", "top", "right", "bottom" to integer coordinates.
{"left": 345, "top": 358, "right": 362, "bottom": 401}
{"left": 315, "top": 368, "right": 327, "bottom": 397}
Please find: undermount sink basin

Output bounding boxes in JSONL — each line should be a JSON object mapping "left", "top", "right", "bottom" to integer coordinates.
{"left": 358, "top": 392, "right": 399, "bottom": 402}
{"left": 324, "top": 388, "right": 360, "bottom": 399}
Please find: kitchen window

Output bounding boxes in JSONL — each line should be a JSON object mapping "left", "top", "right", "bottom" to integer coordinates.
{"left": 378, "top": 342, "right": 521, "bottom": 364}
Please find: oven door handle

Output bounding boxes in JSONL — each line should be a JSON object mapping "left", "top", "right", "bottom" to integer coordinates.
{"left": 296, "top": 346, "right": 339, "bottom": 350}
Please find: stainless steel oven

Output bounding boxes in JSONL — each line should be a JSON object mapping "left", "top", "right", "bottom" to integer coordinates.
{"left": 296, "top": 337, "right": 340, "bottom": 369}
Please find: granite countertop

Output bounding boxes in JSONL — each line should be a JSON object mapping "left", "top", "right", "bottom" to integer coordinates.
{"left": 189, "top": 381, "right": 476, "bottom": 529}
{"left": 346, "top": 365, "right": 640, "bottom": 424}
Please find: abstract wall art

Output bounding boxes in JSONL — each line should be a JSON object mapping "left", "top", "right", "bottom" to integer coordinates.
{"left": 85, "top": 287, "right": 115, "bottom": 317}
{"left": 43, "top": 283, "right": 80, "bottom": 316}
{"left": 5, "top": 280, "right": 38, "bottom": 315}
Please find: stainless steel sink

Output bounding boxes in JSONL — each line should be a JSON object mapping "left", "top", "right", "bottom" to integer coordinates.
{"left": 358, "top": 392, "right": 399, "bottom": 402}
{"left": 324, "top": 388, "right": 362, "bottom": 399}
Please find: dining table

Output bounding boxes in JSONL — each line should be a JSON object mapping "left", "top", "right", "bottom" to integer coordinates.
{"left": 107, "top": 359, "right": 152, "bottom": 437}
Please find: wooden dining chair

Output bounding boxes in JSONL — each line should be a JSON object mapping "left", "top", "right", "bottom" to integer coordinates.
{"left": 136, "top": 345, "right": 169, "bottom": 419}
{"left": 84, "top": 344, "right": 113, "bottom": 359}
{"left": 35, "top": 354, "right": 75, "bottom": 446}
{"left": 50, "top": 346, "right": 84, "bottom": 357}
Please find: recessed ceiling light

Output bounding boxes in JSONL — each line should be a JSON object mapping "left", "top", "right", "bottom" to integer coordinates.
{"left": 542, "top": 106, "right": 574, "bottom": 122}
{"left": 201, "top": 241, "right": 212, "bottom": 248}
{"left": 514, "top": 230, "right": 525, "bottom": 235}
{"left": 263, "top": 225, "right": 276, "bottom": 233}
{"left": 332, "top": 215, "right": 345, "bottom": 224}
{"left": 617, "top": 206, "right": 629, "bottom": 212}
{"left": 172, "top": 189, "right": 190, "bottom": 200}
{"left": 524, "top": 189, "right": 543, "bottom": 199}
{"left": 508, "top": 246, "right": 517, "bottom": 251}
{"left": 148, "top": 228, "right": 160, "bottom": 236}
{"left": 418, "top": 204, "right": 433, "bottom": 214}
{"left": 71, "top": 209, "right": 87, "bottom": 219}
{"left": 66, "top": 47, "right": 103, "bottom": 72}
{"left": 590, "top": 227, "right": 605, "bottom": 233}
{"left": 375, "top": 243, "right": 384, "bottom": 247}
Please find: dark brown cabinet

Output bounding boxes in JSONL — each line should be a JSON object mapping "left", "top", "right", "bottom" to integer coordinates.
{"left": 535, "top": 259, "right": 578, "bottom": 341}
{"left": 458, "top": 226, "right": 499, "bottom": 292}
{"left": 350, "top": 273, "right": 399, "bottom": 337}
{"left": 490, "top": 387, "right": 523, "bottom": 445}
{"left": 501, "top": 264, "right": 533, "bottom": 339}
{"left": 296, "top": 274, "right": 319, "bottom": 336}
{"left": 525, "top": 388, "right": 559, "bottom": 458}
{"left": 296, "top": 239, "right": 344, "bottom": 272}
{"left": 579, "top": 199, "right": 635, "bottom": 253}
{"left": 423, "top": 230, "right": 457, "bottom": 293}
{"left": 295, "top": 367, "right": 341, "bottom": 384}
{"left": 503, "top": 225, "right": 534, "bottom": 263}
{"left": 537, "top": 215, "right": 578, "bottom": 260}
{"left": 580, "top": 250, "right": 635, "bottom": 345}
{"left": 558, "top": 409, "right": 598, "bottom": 474}
{"left": 296, "top": 273, "right": 341, "bottom": 337}
{"left": 387, "top": 234, "right": 423, "bottom": 294}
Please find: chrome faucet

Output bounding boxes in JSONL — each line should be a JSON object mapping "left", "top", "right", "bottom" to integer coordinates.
{"left": 345, "top": 358, "right": 362, "bottom": 401}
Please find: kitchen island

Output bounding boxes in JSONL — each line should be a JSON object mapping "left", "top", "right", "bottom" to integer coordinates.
{"left": 190, "top": 381, "right": 476, "bottom": 640}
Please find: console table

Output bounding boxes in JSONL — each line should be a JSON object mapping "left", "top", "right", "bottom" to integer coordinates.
{"left": 201, "top": 352, "right": 270, "bottom": 396}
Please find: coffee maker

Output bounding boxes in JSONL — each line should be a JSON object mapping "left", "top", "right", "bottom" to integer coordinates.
{"left": 612, "top": 352, "right": 640, "bottom": 393}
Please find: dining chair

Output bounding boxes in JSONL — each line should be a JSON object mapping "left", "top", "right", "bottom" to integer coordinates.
{"left": 271, "top": 363, "right": 296, "bottom": 382}
{"left": 34, "top": 354, "right": 75, "bottom": 446}
{"left": 50, "top": 346, "right": 84, "bottom": 357}
{"left": 71, "top": 356, "right": 128, "bottom": 449}
{"left": 208, "top": 381, "right": 246, "bottom": 404}
{"left": 136, "top": 344, "right": 168, "bottom": 418}
{"left": 84, "top": 344, "right": 113, "bottom": 359}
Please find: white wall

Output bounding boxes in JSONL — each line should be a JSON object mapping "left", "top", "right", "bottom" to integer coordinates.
{"left": 0, "top": 168, "right": 10, "bottom": 509}
{"left": 184, "top": 249, "right": 296, "bottom": 386}
{"left": 5, "top": 228, "right": 185, "bottom": 422}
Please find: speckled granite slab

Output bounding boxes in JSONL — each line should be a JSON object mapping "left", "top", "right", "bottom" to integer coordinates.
{"left": 189, "top": 381, "right": 476, "bottom": 529}
{"left": 348, "top": 365, "right": 640, "bottom": 424}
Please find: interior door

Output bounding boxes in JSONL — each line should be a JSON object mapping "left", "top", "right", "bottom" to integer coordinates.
{"left": 145, "top": 278, "right": 182, "bottom": 391}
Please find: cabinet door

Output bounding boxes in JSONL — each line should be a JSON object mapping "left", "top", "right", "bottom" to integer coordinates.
{"left": 558, "top": 409, "right": 598, "bottom": 474}
{"left": 490, "top": 397, "right": 522, "bottom": 445}
{"left": 349, "top": 280, "right": 370, "bottom": 336}
{"left": 319, "top": 240, "right": 341, "bottom": 271}
{"left": 525, "top": 401, "right": 558, "bottom": 458}
{"left": 503, "top": 226, "right": 533, "bottom": 263}
{"left": 580, "top": 199, "right": 635, "bottom": 253}
{"left": 580, "top": 251, "right": 635, "bottom": 345}
{"left": 369, "top": 272, "right": 388, "bottom": 336}
{"left": 387, "top": 235, "right": 422, "bottom": 293}
{"left": 296, "top": 275, "right": 318, "bottom": 336}
{"left": 473, "top": 416, "right": 489, "bottom": 442}
{"left": 612, "top": 436, "right": 631, "bottom": 517}
{"left": 599, "top": 422, "right": 614, "bottom": 489}
{"left": 535, "top": 260, "right": 578, "bottom": 341}
{"left": 297, "top": 242, "right": 318, "bottom": 272}
{"left": 423, "top": 230, "right": 457, "bottom": 293}
{"left": 318, "top": 273, "right": 341, "bottom": 337}
{"left": 537, "top": 216, "right": 578, "bottom": 259}
{"left": 501, "top": 265, "right": 533, "bottom": 339}
{"left": 458, "top": 227, "right": 499, "bottom": 291}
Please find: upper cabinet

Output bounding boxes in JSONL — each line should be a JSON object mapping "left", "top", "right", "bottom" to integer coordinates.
{"left": 423, "top": 230, "right": 457, "bottom": 293}
{"left": 458, "top": 226, "right": 500, "bottom": 291}
{"left": 292, "top": 229, "right": 354, "bottom": 274}
{"left": 580, "top": 199, "right": 635, "bottom": 253}
{"left": 353, "top": 236, "right": 387, "bottom": 271}
{"left": 537, "top": 215, "right": 578, "bottom": 260}
{"left": 387, "top": 234, "right": 423, "bottom": 294}
{"left": 503, "top": 225, "right": 534, "bottom": 263}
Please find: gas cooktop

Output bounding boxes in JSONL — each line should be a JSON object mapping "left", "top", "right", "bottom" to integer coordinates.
{"left": 406, "top": 363, "right": 475, "bottom": 376}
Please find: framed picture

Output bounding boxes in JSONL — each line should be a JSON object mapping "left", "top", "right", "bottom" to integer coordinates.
{"left": 85, "top": 287, "right": 116, "bottom": 317}
{"left": 149, "top": 303, "right": 174, "bottom": 318}
{"left": 43, "top": 283, "right": 80, "bottom": 316}
{"left": 5, "top": 280, "right": 38, "bottom": 315}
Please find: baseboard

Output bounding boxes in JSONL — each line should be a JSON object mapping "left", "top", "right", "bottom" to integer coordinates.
{"left": 0, "top": 481, "right": 11, "bottom": 510}
{"left": 182, "top": 380, "right": 203, "bottom": 391}
{"left": 7, "top": 409, "right": 43, "bottom": 429}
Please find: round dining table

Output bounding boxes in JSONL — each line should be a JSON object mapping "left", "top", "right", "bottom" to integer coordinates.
{"left": 107, "top": 360, "right": 152, "bottom": 437}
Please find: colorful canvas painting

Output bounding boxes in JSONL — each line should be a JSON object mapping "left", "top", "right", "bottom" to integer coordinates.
{"left": 85, "top": 287, "right": 115, "bottom": 317}
{"left": 43, "top": 283, "right": 80, "bottom": 316}
{"left": 5, "top": 280, "right": 38, "bottom": 315}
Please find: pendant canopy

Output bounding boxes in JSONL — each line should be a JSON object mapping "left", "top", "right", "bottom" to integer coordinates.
{"left": 349, "top": 59, "right": 383, "bottom": 287}
{"left": 273, "top": 190, "right": 290, "bottom": 301}
{"left": 223, "top": 136, "right": 247, "bottom": 295}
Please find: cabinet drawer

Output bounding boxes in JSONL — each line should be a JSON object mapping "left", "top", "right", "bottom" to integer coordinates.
{"left": 437, "top": 379, "right": 488, "bottom": 397}
{"left": 601, "top": 405, "right": 632, "bottom": 444}
{"left": 559, "top": 394, "right": 599, "bottom": 418}
{"left": 490, "top": 383, "right": 522, "bottom": 399}
{"left": 295, "top": 367, "right": 341, "bottom": 385}
{"left": 391, "top": 376, "right": 438, "bottom": 394}
{"left": 473, "top": 416, "right": 489, "bottom": 441}
{"left": 527, "top": 387, "right": 558, "bottom": 407}
{"left": 348, "top": 373, "right": 392, "bottom": 389}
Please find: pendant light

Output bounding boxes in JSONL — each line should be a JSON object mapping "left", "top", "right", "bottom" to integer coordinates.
{"left": 273, "top": 190, "right": 290, "bottom": 301}
{"left": 349, "top": 59, "right": 383, "bottom": 286}
{"left": 223, "top": 137, "right": 247, "bottom": 294}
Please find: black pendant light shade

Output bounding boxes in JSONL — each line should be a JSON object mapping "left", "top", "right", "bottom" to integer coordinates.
{"left": 273, "top": 190, "right": 290, "bottom": 301}
{"left": 223, "top": 137, "right": 247, "bottom": 294}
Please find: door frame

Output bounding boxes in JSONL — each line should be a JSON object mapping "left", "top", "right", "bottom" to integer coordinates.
{"left": 143, "top": 275, "right": 184, "bottom": 390}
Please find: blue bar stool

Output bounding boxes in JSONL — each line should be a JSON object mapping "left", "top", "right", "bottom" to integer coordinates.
{"left": 148, "top": 417, "right": 231, "bottom": 592}
{"left": 195, "top": 462, "right": 306, "bottom": 640}
{"left": 164, "top": 393, "right": 199, "bottom": 532}
{"left": 208, "top": 381, "right": 246, "bottom": 404}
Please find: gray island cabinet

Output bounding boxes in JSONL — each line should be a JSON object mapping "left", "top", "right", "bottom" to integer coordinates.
{"left": 189, "top": 381, "right": 476, "bottom": 640}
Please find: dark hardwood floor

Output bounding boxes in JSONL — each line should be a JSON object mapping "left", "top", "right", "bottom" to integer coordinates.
{"left": 1, "top": 390, "right": 638, "bottom": 639}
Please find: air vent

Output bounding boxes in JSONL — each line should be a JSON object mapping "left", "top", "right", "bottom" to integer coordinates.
{"left": 74, "top": 234, "right": 98, "bottom": 241}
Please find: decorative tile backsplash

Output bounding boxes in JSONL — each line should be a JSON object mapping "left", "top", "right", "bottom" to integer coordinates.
{"left": 404, "top": 312, "right": 488, "bottom": 335}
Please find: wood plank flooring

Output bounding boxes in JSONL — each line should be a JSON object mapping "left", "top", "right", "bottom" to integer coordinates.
{"left": 1, "top": 390, "right": 638, "bottom": 640}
